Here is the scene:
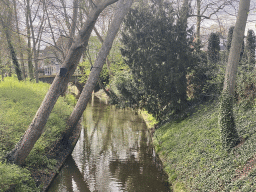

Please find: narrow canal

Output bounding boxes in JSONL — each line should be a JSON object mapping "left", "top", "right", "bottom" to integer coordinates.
{"left": 48, "top": 96, "right": 169, "bottom": 192}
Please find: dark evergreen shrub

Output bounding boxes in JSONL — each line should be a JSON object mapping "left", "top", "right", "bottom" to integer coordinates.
{"left": 207, "top": 33, "right": 220, "bottom": 63}
{"left": 246, "top": 30, "right": 256, "bottom": 66}
{"left": 119, "top": 1, "right": 194, "bottom": 120}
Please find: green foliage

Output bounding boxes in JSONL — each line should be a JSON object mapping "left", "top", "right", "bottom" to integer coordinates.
{"left": 140, "top": 110, "right": 159, "bottom": 128}
{"left": 26, "top": 151, "right": 57, "bottom": 170}
{"left": 154, "top": 100, "right": 256, "bottom": 191}
{"left": 207, "top": 33, "right": 220, "bottom": 63}
{"left": 64, "top": 94, "right": 77, "bottom": 106}
{"left": 79, "top": 36, "right": 108, "bottom": 85}
{"left": 246, "top": 30, "right": 256, "bottom": 66}
{"left": 0, "top": 77, "right": 74, "bottom": 191}
{"left": 79, "top": 35, "right": 127, "bottom": 89}
{"left": 236, "top": 65, "right": 256, "bottom": 109}
{"left": 173, "top": 182, "right": 186, "bottom": 192}
{"left": 187, "top": 51, "right": 226, "bottom": 102}
{"left": 0, "top": 161, "right": 34, "bottom": 191}
{"left": 110, "top": 70, "right": 140, "bottom": 107}
{"left": 218, "top": 90, "right": 240, "bottom": 149}
{"left": 119, "top": 1, "right": 194, "bottom": 120}
{"left": 79, "top": 60, "right": 91, "bottom": 83}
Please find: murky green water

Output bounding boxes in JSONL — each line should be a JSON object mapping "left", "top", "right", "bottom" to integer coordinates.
{"left": 47, "top": 96, "right": 169, "bottom": 192}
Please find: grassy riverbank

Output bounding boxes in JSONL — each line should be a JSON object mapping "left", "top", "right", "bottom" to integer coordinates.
{"left": 154, "top": 100, "right": 256, "bottom": 191}
{"left": 0, "top": 77, "right": 76, "bottom": 191}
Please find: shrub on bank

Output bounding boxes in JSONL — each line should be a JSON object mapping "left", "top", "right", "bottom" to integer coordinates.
{"left": 0, "top": 77, "right": 74, "bottom": 191}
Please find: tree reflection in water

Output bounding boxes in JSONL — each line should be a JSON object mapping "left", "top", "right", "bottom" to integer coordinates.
{"left": 48, "top": 96, "right": 169, "bottom": 192}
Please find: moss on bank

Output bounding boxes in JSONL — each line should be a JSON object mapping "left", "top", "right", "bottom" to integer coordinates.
{"left": 0, "top": 77, "right": 76, "bottom": 191}
{"left": 154, "top": 100, "right": 256, "bottom": 191}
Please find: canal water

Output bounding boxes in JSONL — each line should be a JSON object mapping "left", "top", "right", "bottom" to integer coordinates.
{"left": 48, "top": 96, "right": 169, "bottom": 192}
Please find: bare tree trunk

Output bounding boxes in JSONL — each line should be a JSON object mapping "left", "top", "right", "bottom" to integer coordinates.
{"left": 43, "top": 0, "right": 65, "bottom": 62}
{"left": 196, "top": 0, "right": 201, "bottom": 52}
{"left": 223, "top": 1, "right": 250, "bottom": 94}
{"left": 0, "top": 7, "right": 23, "bottom": 81}
{"left": 13, "top": 0, "right": 26, "bottom": 80}
{"left": 28, "top": 0, "right": 45, "bottom": 83}
{"left": 86, "top": 49, "right": 110, "bottom": 96}
{"left": 219, "top": 0, "right": 250, "bottom": 149}
{"left": 0, "top": 57, "right": 3, "bottom": 81}
{"left": 93, "top": 26, "right": 113, "bottom": 77}
{"left": 1, "top": 70, "right": 4, "bottom": 81}
{"left": 67, "top": 0, "right": 79, "bottom": 50}
{"left": 62, "top": 0, "right": 134, "bottom": 144}
{"left": 60, "top": 0, "right": 71, "bottom": 32}
{"left": 4, "top": 30, "right": 23, "bottom": 81}
{"left": 25, "top": 0, "right": 34, "bottom": 80}
{"left": 83, "top": 5, "right": 113, "bottom": 77}
{"left": 7, "top": 0, "right": 118, "bottom": 165}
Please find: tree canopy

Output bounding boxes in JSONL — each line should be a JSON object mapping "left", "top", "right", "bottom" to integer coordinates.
{"left": 119, "top": 1, "right": 194, "bottom": 120}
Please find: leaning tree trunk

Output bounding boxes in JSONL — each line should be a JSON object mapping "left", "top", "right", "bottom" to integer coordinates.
{"left": 7, "top": 0, "right": 118, "bottom": 165}
{"left": 62, "top": 0, "right": 134, "bottom": 144}
{"left": 219, "top": 0, "right": 250, "bottom": 149}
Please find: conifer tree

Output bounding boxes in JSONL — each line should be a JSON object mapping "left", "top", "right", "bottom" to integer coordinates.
{"left": 207, "top": 32, "right": 220, "bottom": 63}
{"left": 246, "top": 29, "right": 255, "bottom": 66}
{"left": 120, "top": 0, "right": 193, "bottom": 120}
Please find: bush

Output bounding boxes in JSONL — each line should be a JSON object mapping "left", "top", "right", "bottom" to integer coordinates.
{"left": 0, "top": 161, "right": 36, "bottom": 191}
{"left": 187, "top": 51, "right": 225, "bottom": 102}
{"left": 207, "top": 33, "right": 220, "bottom": 63}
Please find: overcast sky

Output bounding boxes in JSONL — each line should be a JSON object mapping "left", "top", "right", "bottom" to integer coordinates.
{"left": 192, "top": 0, "right": 256, "bottom": 37}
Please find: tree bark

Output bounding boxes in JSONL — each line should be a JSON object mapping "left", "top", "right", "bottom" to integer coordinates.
{"left": 1, "top": 70, "right": 4, "bottom": 81}
{"left": 25, "top": 0, "right": 34, "bottom": 80}
{"left": 223, "top": 0, "right": 250, "bottom": 94}
{"left": 0, "top": 57, "right": 3, "bottom": 81}
{"left": 219, "top": 0, "right": 250, "bottom": 149}
{"left": 28, "top": 0, "right": 45, "bottom": 83}
{"left": 0, "top": 6, "right": 23, "bottom": 81}
{"left": 174, "top": 0, "right": 189, "bottom": 111}
{"left": 67, "top": 0, "right": 79, "bottom": 50}
{"left": 93, "top": 26, "right": 113, "bottom": 77}
{"left": 196, "top": 0, "right": 201, "bottom": 52}
{"left": 13, "top": 0, "right": 26, "bottom": 80}
{"left": 62, "top": 0, "right": 134, "bottom": 144}
{"left": 83, "top": 5, "right": 113, "bottom": 77}
{"left": 7, "top": 0, "right": 119, "bottom": 165}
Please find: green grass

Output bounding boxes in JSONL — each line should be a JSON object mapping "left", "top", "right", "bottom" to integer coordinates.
{"left": 154, "top": 100, "right": 256, "bottom": 191}
{"left": 0, "top": 77, "right": 75, "bottom": 191}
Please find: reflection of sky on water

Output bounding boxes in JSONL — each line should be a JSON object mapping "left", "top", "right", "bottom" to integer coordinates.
{"left": 48, "top": 96, "right": 169, "bottom": 192}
